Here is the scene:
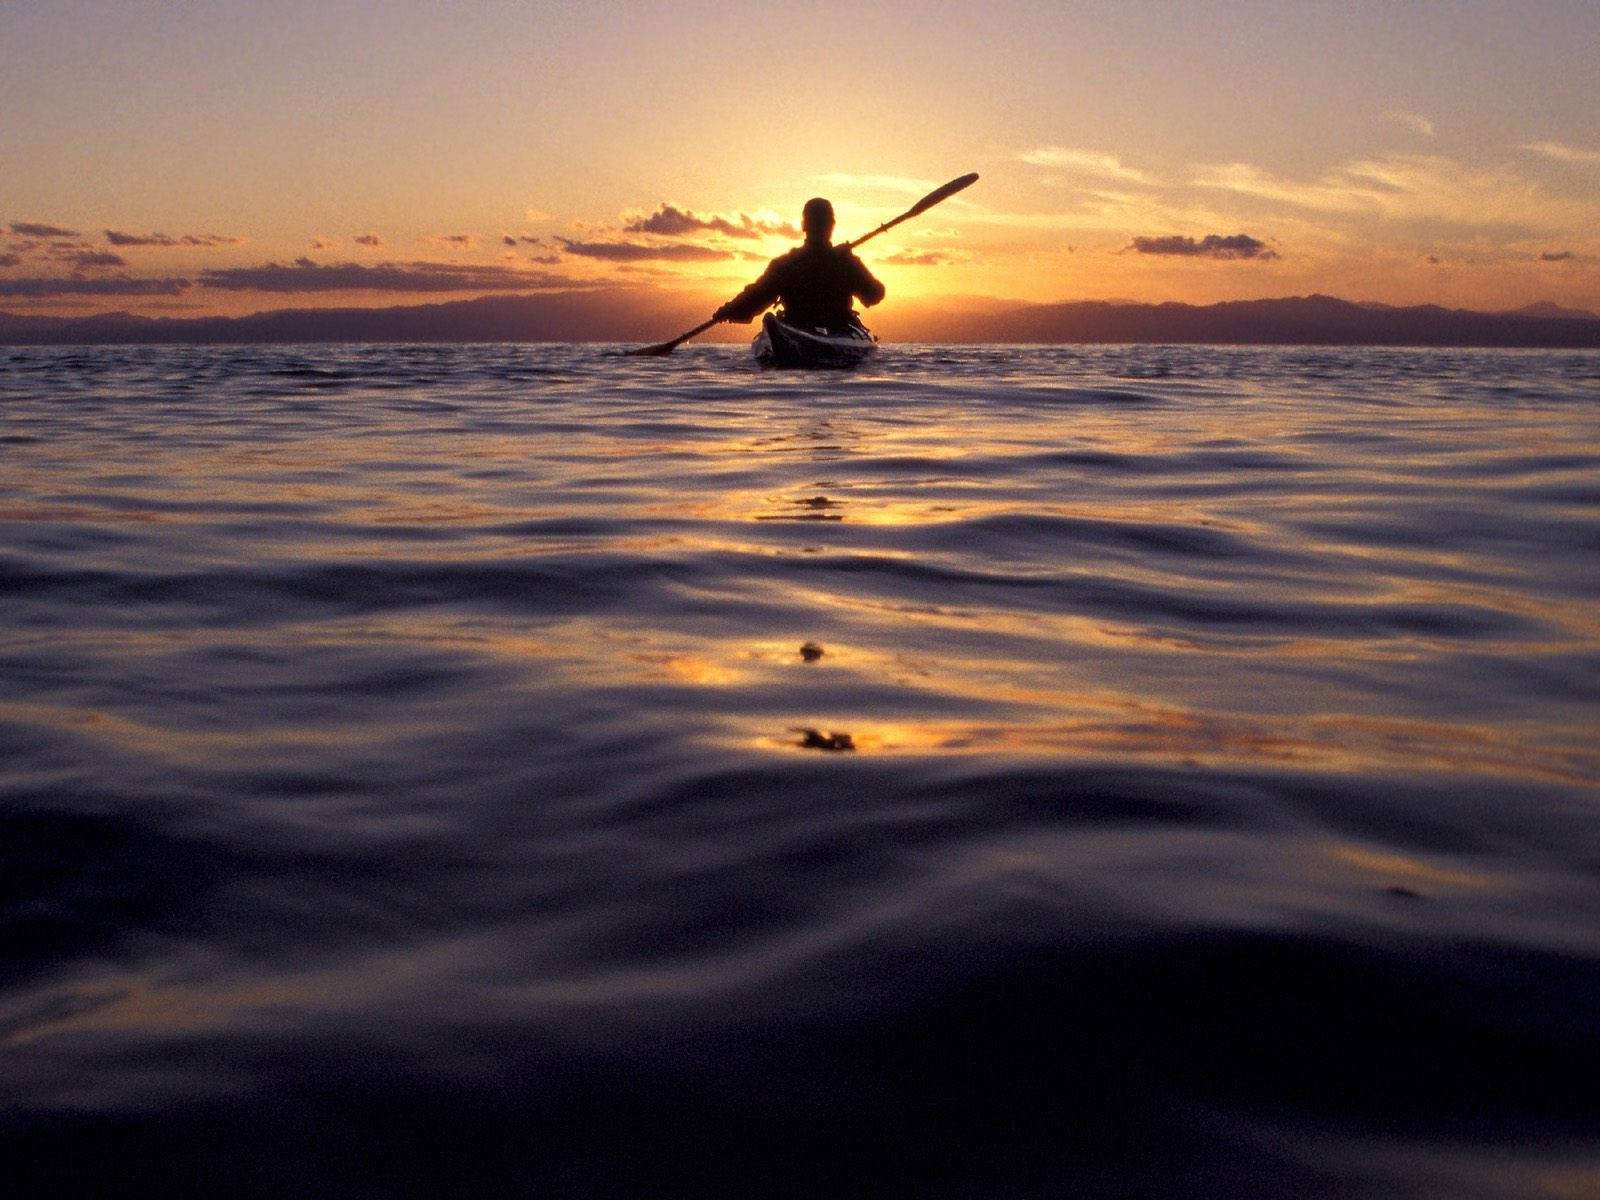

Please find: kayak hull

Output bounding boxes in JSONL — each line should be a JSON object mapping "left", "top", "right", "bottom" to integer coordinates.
{"left": 753, "top": 312, "right": 878, "bottom": 368}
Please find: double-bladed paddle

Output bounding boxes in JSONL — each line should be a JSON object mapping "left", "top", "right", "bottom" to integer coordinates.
{"left": 625, "top": 171, "right": 979, "bottom": 357}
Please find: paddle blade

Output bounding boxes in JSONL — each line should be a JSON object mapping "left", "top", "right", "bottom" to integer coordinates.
{"left": 905, "top": 172, "right": 979, "bottom": 219}
{"left": 624, "top": 317, "right": 718, "bottom": 357}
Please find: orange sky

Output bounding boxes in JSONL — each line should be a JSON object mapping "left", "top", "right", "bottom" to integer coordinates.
{"left": 4, "top": 1, "right": 1597, "bottom": 327}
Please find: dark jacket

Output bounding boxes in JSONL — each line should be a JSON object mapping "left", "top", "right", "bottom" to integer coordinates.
{"left": 715, "top": 242, "right": 885, "bottom": 330}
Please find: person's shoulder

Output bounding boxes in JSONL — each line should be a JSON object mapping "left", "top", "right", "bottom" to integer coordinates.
{"left": 762, "top": 246, "right": 805, "bottom": 274}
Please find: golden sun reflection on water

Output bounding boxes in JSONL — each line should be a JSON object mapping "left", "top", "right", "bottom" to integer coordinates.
{"left": 1328, "top": 845, "right": 1493, "bottom": 890}
{"left": 749, "top": 710, "right": 1598, "bottom": 782}
{"left": 270, "top": 596, "right": 1600, "bottom": 785}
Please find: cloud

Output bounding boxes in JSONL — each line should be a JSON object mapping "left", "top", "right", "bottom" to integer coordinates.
{"left": 0, "top": 253, "right": 19, "bottom": 268}
{"left": 1128, "top": 233, "right": 1278, "bottom": 260}
{"left": 813, "top": 173, "right": 941, "bottom": 197}
{"left": 1019, "top": 147, "right": 1154, "bottom": 184}
{"left": 879, "top": 250, "right": 956, "bottom": 267}
{"left": 0, "top": 276, "right": 189, "bottom": 297}
{"left": 39, "top": 239, "right": 96, "bottom": 259}
{"left": 1190, "top": 154, "right": 1594, "bottom": 233}
{"left": 353, "top": 234, "right": 385, "bottom": 247}
{"left": 624, "top": 206, "right": 710, "bottom": 236}
{"left": 430, "top": 233, "right": 477, "bottom": 248}
{"left": 106, "top": 230, "right": 175, "bottom": 246}
{"left": 9, "top": 221, "right": 81, "bottom": 238}
{"left": 70, "top": 251, "right": 129, "bottom": 270}
{"left": 311, "top": 238, "right": 338, "bottom": 251}
{"left": 37, "top": 240, "right": 141, "bottom": 271}
{"left": 1191, "top": 161, "right": 1383, "bottom": 214}
{"left": 623, "top": 204, "right": 799, "bottom": 240}
{"left": 104, "top": 230, "right": 244, "bottom": 247}
{"left": 1541, "top": 250, "right": 1577, "bottom": 262}
{"left": 1384, "top": 111, "right": 1436, "bottom": 137}
{"left": 556, "top": 238, "right": 733, "bottom": 262}
{"left": 1522, "top": 141, "right": 1600, "bottom": 166}
{"left": 196, "top": 258, "right": 585, "bottom": 293}
{"left": 1516, "top": 144, "right": 1600, "bottom": 168}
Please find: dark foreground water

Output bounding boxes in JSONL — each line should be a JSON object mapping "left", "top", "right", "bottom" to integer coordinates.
{"left": 3, "top": 343, "right": 1598, "bottom": 1198}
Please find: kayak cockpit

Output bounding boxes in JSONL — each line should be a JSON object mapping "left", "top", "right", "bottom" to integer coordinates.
{"left": 753, "top": 311, "right": 878, "bottom": 369}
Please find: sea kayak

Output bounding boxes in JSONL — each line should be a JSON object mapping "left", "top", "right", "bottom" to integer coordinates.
{"left": 753, "top": 311, "right": 878, "bottom": 368}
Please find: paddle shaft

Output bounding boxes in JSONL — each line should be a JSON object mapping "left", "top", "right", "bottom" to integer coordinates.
{"left": 645, "top": 318, "right": 717, "bottom": 356}
{"left": 626, "top": 171, "right": 978, "bottom": 356}
{"left": 844, "top": 172, "right": 979, "bottom": 251}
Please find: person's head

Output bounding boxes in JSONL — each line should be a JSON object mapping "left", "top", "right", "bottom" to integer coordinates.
{"left": 802, "top": 197, "right": 835, "bottom": 245}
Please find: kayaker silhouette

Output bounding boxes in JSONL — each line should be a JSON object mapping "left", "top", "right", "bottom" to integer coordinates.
{"left": 713, "top": 198, "right": 885, "bottom": 331}
{"left": 625, "top": 173, "right": 973, "bottom": 358}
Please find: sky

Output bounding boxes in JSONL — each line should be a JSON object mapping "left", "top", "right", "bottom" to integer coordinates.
{"left": 3, "top": 0, "right": 1598, "bottom": 327}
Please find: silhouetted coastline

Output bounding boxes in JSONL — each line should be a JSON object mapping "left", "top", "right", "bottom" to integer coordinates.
{"left": 3, "top": 292, "right": 1598, "bottom": 347}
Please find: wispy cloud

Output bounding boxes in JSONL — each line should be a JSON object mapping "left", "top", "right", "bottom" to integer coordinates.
{"left": 1019, "top": 147, "right": 1154, "bottom": 184}
{"left": 1190, "top": 161, "right": 1376, "bottom": 214}
{"left": 880, "top": 250, "right": 959, "bottom": 267}
{"left": 1190, "top": 154, "right": 1590, "bottom": 231}
{"left": 1541, "top": 250, "right": 1577, "bottom": 262}
{"left": 9, "top": 221, "right": 80, "bottom": 238}
{"left": 556, "top": 238, "right": 732, "bottom": 262}
{"left": 1383, "top": 111, "right": 1436, "bottom": 138}
{"left": 0, "top": 276, "right": 189, "bottom": 297}
{"left": 1128, "top": 234, "right": 1278, "bottom": 260}
{"left": 198, "top": 258, "right": 583, "bottom": 293}
{"left": 623, "top": 204, "right": 798, "bottom": 241}
{"left": 353, "top": 234, "right": 385, "bottom": 248}
{"left": 813, "top": 173, "right": 941, "bottom": 197}
{"left": 429, "top": 233, "right": 478, "bottom": 249}
{"left": 104, "top": 230, "right": 243, "bottom": 247}
{"left": 0, "top": 253, "right": 21, "bottom": 269}
{"left": 1522, "top": 140, "right": 1600, "bottom": 166}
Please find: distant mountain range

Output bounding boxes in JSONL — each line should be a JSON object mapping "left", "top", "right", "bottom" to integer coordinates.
{"left": 0, "top": 291, "right": 700, "bottom": 347}
{"left": 3, "top": 291, "right": 1598, "bottom": 348}
{"left": 880, "top": 294, "right": 1600, "bottom": 348}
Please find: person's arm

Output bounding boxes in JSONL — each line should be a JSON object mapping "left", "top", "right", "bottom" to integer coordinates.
{"left": 846, "top": 251, "right": 885, "bottom": 308}
{"left": 714, "top": 258, "right": 787, "bottom": 323}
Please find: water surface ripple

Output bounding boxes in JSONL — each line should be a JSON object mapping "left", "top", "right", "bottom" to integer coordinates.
{"left": 3, "top": 343, "right": 1599, "bottom": 1197}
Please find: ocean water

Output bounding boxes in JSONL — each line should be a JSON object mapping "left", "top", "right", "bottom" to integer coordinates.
{"left": 2, "top": 342, "right": 1598, "bottom": 1198}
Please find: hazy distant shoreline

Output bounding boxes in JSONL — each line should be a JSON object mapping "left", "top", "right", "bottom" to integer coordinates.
{"left": 4, "top": 292, "right": 1599, "bottom": 348}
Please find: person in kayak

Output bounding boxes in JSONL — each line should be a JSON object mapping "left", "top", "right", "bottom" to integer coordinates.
{"left": 713, "top": 198, "right": 884, "bottom": 331}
